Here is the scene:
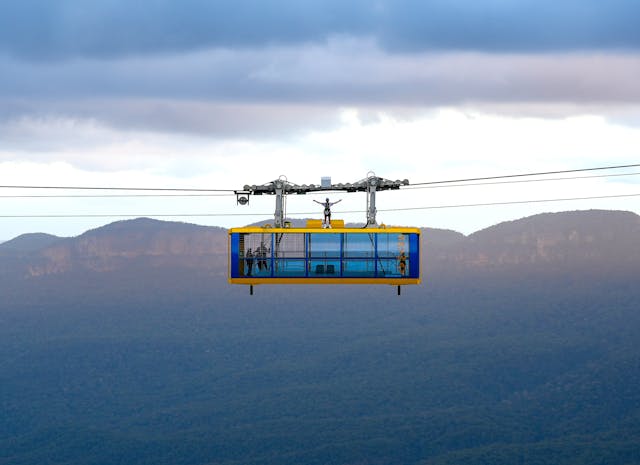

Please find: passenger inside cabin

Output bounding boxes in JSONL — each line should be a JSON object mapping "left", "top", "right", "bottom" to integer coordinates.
{"left": 246, "top": 248, "right": 254, "bottom": 276}
{"left": 399, "top": 251, "right": 407, "bottom": 276}
{"left": 257, "top": 242, "right": 269, "bottom": 271}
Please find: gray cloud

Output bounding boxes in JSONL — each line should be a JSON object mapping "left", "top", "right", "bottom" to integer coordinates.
{"left": 2, "top": 44, "right": 640, "bottom": 106}
{"left": 1, "top": 0, "right": 639, "bottom": 61}
{"left": 0, "top": 0, "right": 370, "bottom": 60}
{"left": 0, "top": 99, "right": 344, "bottom": 141}
{"left": 1, "top": 1, "right": 639, "bottom": 139}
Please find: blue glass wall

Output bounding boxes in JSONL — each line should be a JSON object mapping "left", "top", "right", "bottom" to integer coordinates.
{"left": 230, "top": 231, "right": 419, "bottom": 280}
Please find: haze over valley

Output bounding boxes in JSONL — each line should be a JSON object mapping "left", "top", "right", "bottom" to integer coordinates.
{"left": 2, "top": 210, "right": 640, "bottom": 464}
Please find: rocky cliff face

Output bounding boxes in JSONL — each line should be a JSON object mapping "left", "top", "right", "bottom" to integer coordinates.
{"left": 466, "top": 210, "right": 640, "bottom": 267}
{"left": 2, "top": 210, "right": 639, "bottom": 279}
{"left": 4, "top": 218, "right": 229, "bottom": 277}
{"left": 423, "top": 210, "right": 640, "bottom": 272}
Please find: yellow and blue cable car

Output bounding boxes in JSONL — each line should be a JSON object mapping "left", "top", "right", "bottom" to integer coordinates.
{"left": 230, "top": 175, "right": 421, "bottom": 294}
{"left": 229, "top": 220, "right": 420, "bottom": 286}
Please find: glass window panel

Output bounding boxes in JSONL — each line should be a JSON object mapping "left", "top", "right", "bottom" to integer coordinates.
{"left": 238, "top": 233, "right": 272, "bottom": 277}
{"left": 273, "top": 232, "right": 305, "bottom": 258}
{"left": 344, "top": 233, "right": 375, "bottom": 258}
{"left": 377, "top": 258, "right": 409, "bottom": 277}
{"left": 309, "top": 259, "right": 341, "bottom": 276}
{"left": 274, "top": 259, "right": 306, "bottom": 277}
{"left": 309, "top": 233, "right": 341, "bottom": 258}
{"left": 253, "top": 258, "right": 271, "bottom": 276}
{"left": 241, "top": 257, "right": 258, "bottom": 277}
{"left": 342, "top": 259, "right": 376, "bottom": 277}
{"left": 377, "top": 233, "right": 411, "bottom": 258}
{"left": 241, "top": 233, "right": 271, "bottom": 257}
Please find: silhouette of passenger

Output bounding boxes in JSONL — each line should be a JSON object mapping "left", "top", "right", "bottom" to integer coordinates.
{"left": 313, "top": 198, "right": 342, "bottom": 228}
{"left": 246, "top": 248, "right": 254, "bottom": 276}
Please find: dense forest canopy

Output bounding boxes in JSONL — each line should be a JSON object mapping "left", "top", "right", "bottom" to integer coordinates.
{"left": 1, "top": 211, "right": 640, "bottom": 464}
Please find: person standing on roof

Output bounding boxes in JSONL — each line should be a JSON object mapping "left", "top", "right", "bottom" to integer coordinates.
{"left": 313, "top": 198, "right": 342, "bottom": 228}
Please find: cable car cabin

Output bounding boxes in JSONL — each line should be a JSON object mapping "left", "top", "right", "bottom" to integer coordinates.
{"left": 228, "top": 219, "right": 420, "bottom": 293}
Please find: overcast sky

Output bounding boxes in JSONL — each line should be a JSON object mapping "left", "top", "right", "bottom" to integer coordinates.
{"left": 1, "top": 0, "right": 640, "bottom": 239}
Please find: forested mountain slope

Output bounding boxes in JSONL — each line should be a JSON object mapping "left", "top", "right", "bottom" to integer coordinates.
{"left": 1, "top": 210, "right": 639, "bottom": 464}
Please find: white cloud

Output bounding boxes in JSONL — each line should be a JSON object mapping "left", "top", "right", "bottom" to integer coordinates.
{"left": 1, "top": 106, "right": 639, "bottom": 239}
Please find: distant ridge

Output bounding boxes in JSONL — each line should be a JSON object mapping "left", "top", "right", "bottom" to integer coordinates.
{"left": 0, "top": 232, "right": 62, "bottom": 256}
{"left": 1, "top": 210, "right": 639, "bottom": 279}
{"left": 472, "top": 209, "right": 640, "bottom": 239}
{"left": 459, "top": 209, "right": 640, "bottom": 268}
{"left": 8, "top": 218, "right": 228, "bottom": 277}
{"left": 80, "top": 217, "right": 226, "bottom": 235}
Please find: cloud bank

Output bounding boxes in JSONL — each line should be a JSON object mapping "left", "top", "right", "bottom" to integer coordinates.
{"left": 1, "top": 0, "right": 639, "bottom": 137}
{"left": 2, "top": 0, "right": 639, "bottom": 60}
{"left": 2, "top": 43, "right": 639, "bottom": 137}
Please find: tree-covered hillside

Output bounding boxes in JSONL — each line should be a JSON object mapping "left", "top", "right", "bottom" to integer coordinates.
{"left": 1, "top": 266, "right": 639, "bottom": 465}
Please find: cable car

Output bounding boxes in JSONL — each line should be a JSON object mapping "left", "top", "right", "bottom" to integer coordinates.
{"left": 229, "top": 175, "right": 421, "bottom": 294}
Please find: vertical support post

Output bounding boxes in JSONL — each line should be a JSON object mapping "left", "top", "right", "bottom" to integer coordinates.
{"left": 274, "top": 180, "right": 284, "bottom": 228}
{"left": 397, "top": 285, "right": 401, "bottom": 296}
{"left": 250, "top": 284, "right": 254, "bottom": 295}
{"left": 366, "top": 176, "right": 378, "bottom": 227}
{"left": 270, "top": 232, "right": 275, "bottom": 278}
{"left": 304, "top": 232, "right": 309, "bottom": 277}
{"left": 373, "top": 233, "right": 378, "bottom": 277}
{"left": 339, "top": 232, "right": 344, "bottom": 277}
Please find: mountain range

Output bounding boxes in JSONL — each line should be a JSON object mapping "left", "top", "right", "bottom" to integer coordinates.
{"left": 2, "top": 209, "right": 639, "bottom": 279}
{"left": 2, "top": 209, "right": 640, "bottom": 465}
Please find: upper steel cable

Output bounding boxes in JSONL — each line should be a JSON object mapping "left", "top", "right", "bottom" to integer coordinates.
{"left": 2, "top": 192, "right": 639, "bottom": 218}
{"left": 1, "top": 162, "right": 639, "bottom": 193}
{"left": 407, "top": 163, "right": 640, "bottom": 186}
